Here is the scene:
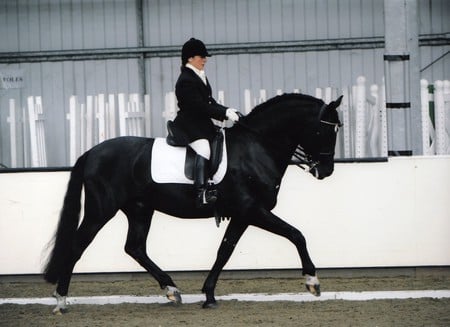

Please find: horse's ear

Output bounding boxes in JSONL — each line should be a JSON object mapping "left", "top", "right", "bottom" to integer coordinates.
{"left": 328, "top": 95, "right": 343, "bottom": 109}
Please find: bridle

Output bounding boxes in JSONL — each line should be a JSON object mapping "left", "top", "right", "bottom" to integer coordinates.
{"left": 292, "top": 103, "right": 342, "bottom": 173}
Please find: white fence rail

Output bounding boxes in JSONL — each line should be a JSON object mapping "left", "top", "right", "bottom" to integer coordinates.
{"left": 315, "top": 76, "right": 388, "bottom": 158}
{"left": 6, "top": 96, "right": 47, "bottom": 168}
{"left": 420, "top": 79, "right": 450, "bottom": 155}
{"left": 4, "top": 77, "right": 450, "bottom": 167}
{"left": 67, "top": 93, "right": 151, "bottom": 165}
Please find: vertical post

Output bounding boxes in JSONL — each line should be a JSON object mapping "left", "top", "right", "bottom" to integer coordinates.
{"left": 7, "top": 99, "right": 17, "bottom": 168}
{"left": 368, "top": 84, "right": 380, "bottom": 157}
{"left": 118, "top": 93, "right": 127, "bottom": 136}
{"left": 354, "top": 76, "right": 366, "bottom": 158}
{"left": 244, "top": 89, "right": 252, "bottom": 114}
{"left": 259, "top": 89, "right": 267, "bottom": 104}
{"left": 86, "top": 96, "right": 94, "bottom": 149}
{"left": 420, "top": 79, "right": 433, "bottom": 155}
{"left": 217, "top": 90, "right": 225, "bottom": 105}
{"left": 108, "top": 94, "right": 116, "bottom": 139}
{"left": 144, "top": 94, "right": 152, "bottom": 136}
{"left": 97, "top": 94, "right": 106, "bottom": 143}
{"left": 35, "top": 97, "right": 47, "bottom": 166}
{"left": 27, "top": 96, "right": 39, "bottom": 167}
{"left": 163, "top": 91, "right": 177, "bottom": 123}
{"left": 340, "top": 87, "right": 352, "bottom": 158}
{"left": 434, "top": 81, "right": 447, "bottom": 154}
{"left": 384, "top": 0, "right": 421, "bottom": 156}
{"left": 68, "top": 96, "right": 77, "bottom": 165}
{"left": 80, "top": 102, "right": 85, "bottom": 155}
{"left": 380, "top": 79, "right": 388, "bottom": 157}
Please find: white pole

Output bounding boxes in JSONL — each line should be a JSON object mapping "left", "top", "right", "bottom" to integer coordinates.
{"left": 420, "top": 79, "right": 433, "bottom": 155}
{"left": 108, "top": 94, "right": 116, "bottom": 139}
{"left": 118, "top": 93, "right": 127, "bottom": 136}
{"left": 35, "top": 96, "right": 47, "bottom": 166}
{"left": 354, "top": 76, "right": 366, "bottom": 158}
{"left": 368, "top": 84, "right": 379, "bottom": 157}
{"left": 86, "top": 96, "right": 94, "bottom": 149}
{"left": 97, "top": 94, "right": 106, "bottom": 143}
{"left": 380, "top": 78, "right": 388, "bottom": 157}
{"left": 434, "top": 81, "right": 447, "bottom": 154}
{"left": 27, "top": 96, "right": 39, "bottom": 167}
{"left": 7, "top": 99, "right": 17, "bottom": 168}
{"left": 144, "top": 94, "right": 151, "bottom": 136}
{"left": 67, "top": 96, "right": 77, "bottom": 165}
{"left": 244, "top": 89, "right": 252, "bottom": 114}
{"left": 259, "top": 89, "right": 267, "bottom": 104}
{"left": 341, "top": 87, "right": 352, "bottom": 158}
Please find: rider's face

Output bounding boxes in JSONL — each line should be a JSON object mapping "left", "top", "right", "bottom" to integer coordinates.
{"left": 189, "top": 55, "right": 207, "bottom": 70}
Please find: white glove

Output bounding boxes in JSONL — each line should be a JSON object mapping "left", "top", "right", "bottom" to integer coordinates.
{"left": 226, "top": 108, "right": 240, "bottom": 122}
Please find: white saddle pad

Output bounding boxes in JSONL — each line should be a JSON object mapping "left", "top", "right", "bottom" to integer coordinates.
{"left": 151, "top": 136, "right": 227, "bottom": 184}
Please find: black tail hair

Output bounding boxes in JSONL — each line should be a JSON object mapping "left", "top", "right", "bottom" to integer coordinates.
{"left": 43, "top": 153, "right": 87, "bottom": 284}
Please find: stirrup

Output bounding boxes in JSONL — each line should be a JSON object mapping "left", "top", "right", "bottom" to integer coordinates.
{"left": 196, "top": 188, "right": 217, "bottom": 207}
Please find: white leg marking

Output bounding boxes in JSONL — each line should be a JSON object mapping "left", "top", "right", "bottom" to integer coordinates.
{"left": 166, "top": 286, "right": 182, "bottom": 304}
{"left": 306, "top": 274, "right": 320, "bottom": 286}
{"left": 52, "top": 291, "right": 67, "bottom": 315}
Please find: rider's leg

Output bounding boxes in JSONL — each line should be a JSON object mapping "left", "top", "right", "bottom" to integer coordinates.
{"left": 189, "top": 139, "right": 217, "bottom": 206}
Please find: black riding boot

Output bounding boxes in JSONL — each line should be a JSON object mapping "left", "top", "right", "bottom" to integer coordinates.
{"left": 194, "top": 155, "right": 217, "bottom": 207}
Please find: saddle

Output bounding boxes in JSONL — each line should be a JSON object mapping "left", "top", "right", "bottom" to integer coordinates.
{"left": 166, "top": 121, "right": 224, "bottom": 181}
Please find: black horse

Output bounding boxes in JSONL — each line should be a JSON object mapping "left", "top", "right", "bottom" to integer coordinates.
{"left": 44, "top": 93, "right": 342, "bottom": 313}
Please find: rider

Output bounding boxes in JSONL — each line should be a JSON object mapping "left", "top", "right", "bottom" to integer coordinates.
{"left": 172, "top": 38, "right": 241, "bottom": 207}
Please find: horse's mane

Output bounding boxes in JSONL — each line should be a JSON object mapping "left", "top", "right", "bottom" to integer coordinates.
{"left": 246, "top": 93, "right": 323, "bottom": 118}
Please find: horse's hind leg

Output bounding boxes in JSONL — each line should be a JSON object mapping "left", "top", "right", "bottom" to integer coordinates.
{"left": 123, "top": 204, "right": 180, "bottom": 303}
{"left": 251, "top": 208, "right": 320, "bottom": 296}
{"left": 53, "top": 183, "right": 117, "bottom": 313}
{"left": 52, "top": 217, "right": 111, "bottom": 314}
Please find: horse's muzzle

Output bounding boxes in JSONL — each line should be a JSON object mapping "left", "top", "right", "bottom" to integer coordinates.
{"left": 312, "top": 163, "right": 334, "bottom": 180}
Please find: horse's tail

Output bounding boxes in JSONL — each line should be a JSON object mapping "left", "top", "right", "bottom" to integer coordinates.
{"left": 43, "top": 152, "right": 87, "bottom": 284}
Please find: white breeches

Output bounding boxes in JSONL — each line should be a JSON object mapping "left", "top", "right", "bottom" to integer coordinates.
{"left": 189, "top": 139, "right": 210, "bottom": 160}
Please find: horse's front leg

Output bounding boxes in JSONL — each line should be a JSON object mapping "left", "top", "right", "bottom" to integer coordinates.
{"left": 201, "top": 219, "right": 248, "bottom": 308}
{"left": 251, "top": 208, "right": 320, "bottom": 296}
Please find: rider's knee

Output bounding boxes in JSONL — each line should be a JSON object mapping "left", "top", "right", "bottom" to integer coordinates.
{"left": 189, "top": 139, "right": 210, "bottom": 159}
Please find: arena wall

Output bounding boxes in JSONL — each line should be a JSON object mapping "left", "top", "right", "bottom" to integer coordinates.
{"left": 0, "top": 156, "right": 449, "bottom": 275}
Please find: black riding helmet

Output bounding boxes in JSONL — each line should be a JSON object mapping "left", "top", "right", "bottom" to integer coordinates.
{"left": 181, "top": 38, "right": 211, "bottom": 65}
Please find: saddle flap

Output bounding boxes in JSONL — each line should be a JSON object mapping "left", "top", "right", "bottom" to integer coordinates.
{"left": 184, "top": 147, "right": 196, "bottom": 180}
{"left": 209, "top": 129, "right": 224, "bottom": 177}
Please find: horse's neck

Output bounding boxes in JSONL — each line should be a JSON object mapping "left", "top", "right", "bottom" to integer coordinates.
{"left": 241, "top": 102, "right": 316, "bottom": 169}
{"left": 235, "top": 119, "right": 299, "bottom": 173}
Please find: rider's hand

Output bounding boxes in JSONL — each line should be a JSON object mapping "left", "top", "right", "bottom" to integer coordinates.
{"left": 226, "top": 108, "right": 240, "bottom": 122}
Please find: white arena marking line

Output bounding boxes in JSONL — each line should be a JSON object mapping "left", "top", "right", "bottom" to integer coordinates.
{"left": 1, "top": 290, "right": 449, "bottom": 306}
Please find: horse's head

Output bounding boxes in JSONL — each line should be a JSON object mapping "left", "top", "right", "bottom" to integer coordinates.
{"left": 296, "top": 95, "right": 343, "bottom": 180}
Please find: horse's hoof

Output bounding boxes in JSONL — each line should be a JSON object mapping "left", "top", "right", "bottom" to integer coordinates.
{"left": 52, "top": 307, "right": 67, "bottom": 315}
{"left": 166, "top": 286, "right": 182, "bottom": 304}
{"left": 305, "top": 274, "right": 321, "bottom": 296}
{"left": 306, "top": 283, "right": 321, "bottom": 297}
{"left": 202, "top": 301, "right": 218, "bottom": 309}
